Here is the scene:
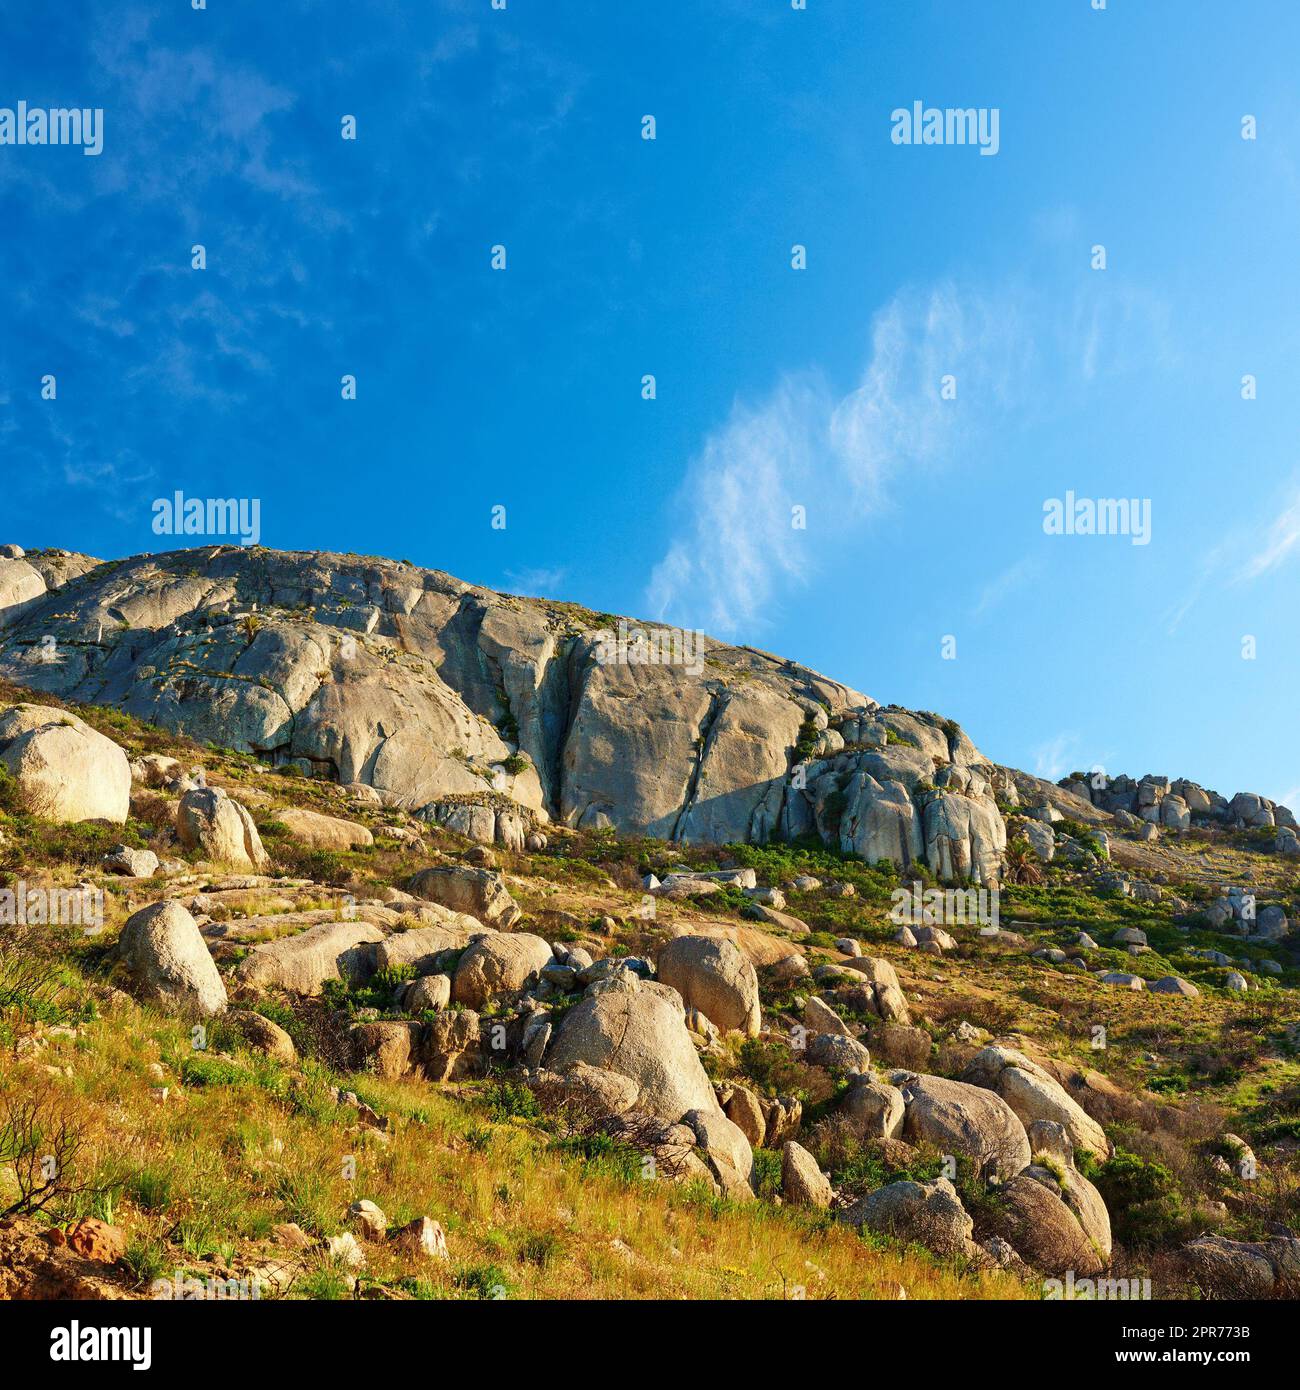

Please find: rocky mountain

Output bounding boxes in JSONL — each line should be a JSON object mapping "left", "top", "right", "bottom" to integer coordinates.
{"left": 0, "top": 543, "right": 1006, "bottom": 883}
{"left": 0, "top": 540, "right": 1297, "bottom": 1305}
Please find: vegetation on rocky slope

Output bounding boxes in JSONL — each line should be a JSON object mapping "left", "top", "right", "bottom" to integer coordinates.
{"left": 1, "top": 679, "right": 1297, "bottom": 1300}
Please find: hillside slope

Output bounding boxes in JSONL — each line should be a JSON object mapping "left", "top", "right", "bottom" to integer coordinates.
{"left": 0, "top": 542, "right": 1297, "bottom": 1303}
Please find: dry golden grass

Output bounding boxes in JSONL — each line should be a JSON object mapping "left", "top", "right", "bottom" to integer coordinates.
{"left": 0, "top": 991, "right": 1028, "bottom": 1301}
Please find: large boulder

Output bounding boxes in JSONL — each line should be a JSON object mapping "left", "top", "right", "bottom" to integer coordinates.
{"left": 233, "top": 920, "right": 385, "bottom": 995}
{"left": 223, "top": 1008, "right": 296, "bottom": 1063}
{"left": 721, "top": 1086, "right": 767, "bottom": 1148}
{"left": 103, "top": 845, "right": 160, "bottom": 878}
{"left": 406, "top": 866, "right": 520, "bottom": 929}
{"left": 781, "top": 1141, "right": 832, "bottom": 1209}
{"left": 987, "top": 1172, "right": 1105, "bottom": 1276}
{"left": 1017, "top": 1129, "right": 1111, "bottom": 1265}
{"left": 1151, "top": 976, "right": 1199, "bottom": 997}
{"left": 351, "top": 1020, "right": 419, "bottom": 1079}
{"left": 1251, "top": 905, "right": 1289, "bottom": 942}
{"left": 275, "top": 807, "right": 373, "bottom": 850}
{"left": 1182, "top": 1235, "right": 1300, "bottom": 1298}
{"left": 423, "top": 1009, "right": 483, "bottom": 1081}
{"left": 807, "top": 1033, "right": 873, "bottom": 1074}
{"left": 841, "top": 1177, "right": 975, "bottom": 1257}
{"left": 655, "top": 934, "right": 761, "bottom": 1036}
{"left": 0, "top": 704, "right": 130, "bottom": 824}
{"left": 531, "top": 1061, "right": 641, "bottom": 1119}
{"left": 115, "top": 900, "right": 227, "bottom": 1016}
{"left": 371, "top": 918, "right": 481, "bottom": 975}
{"left": 961, "top": 1046, "right": 1109, "bottom": 1158}
{"left": 546, "top": 977, "right": 719, "bottom": 1122}
{"left": 451, "top": 932, "right": 554, "bottom": 1008}
{"left": 896, "top": 1072, "right": 1031, "bottom": 1181}
{"left": 683, "top": 1107, "right": 756, "bottom": 1198}
{"left": 848, "top": 955, "right": 910, "bottom": 1024}
{"left": 177, "top": 787, "right": 269, "bottom": 870}
{"left": 1178, "top": 1235, "right": 1277, "bottom": 1298}
{"left": 840, "top": 1075, "right": 906, "bottom": 1139}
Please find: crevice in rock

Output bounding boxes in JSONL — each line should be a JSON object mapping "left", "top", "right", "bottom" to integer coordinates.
{"left": 670, "top": 686, "right": 728, "bottom": 843}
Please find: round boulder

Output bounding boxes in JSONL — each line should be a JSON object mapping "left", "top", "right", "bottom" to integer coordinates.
{"left": 842, "top": 1177, "right": 975, "bottom": 1257}
{"left": 0, "top": 704, "right": 130, "bottom": 824}
{"left": 546, "top": 978, "right": 719, "bottom": 1122}
{"left": 896, "top": 1072, "right": 1031, "bottom": 1182}
{"left": 987, "top": 1172, "right": 1105, "bottom": 1276}
{"left": 656, "top": 934, "right": 761, "bottom": 1036}
{"left": 177, "top": 787, "right": 269, "bottom": 870}
{"left": 116, "top": 900, "right": 227, "bottom": 1017}
{"left": 275, "top": 807, "right": 373, "bottom": 851}
{"left": 451, "top": 932, "right": 554, "bottom": 1008}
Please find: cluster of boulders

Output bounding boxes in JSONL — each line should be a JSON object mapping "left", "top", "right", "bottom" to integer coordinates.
{"left": 1032, "top": 923, "right": 1277, "bottom": 994}
{"left": 421, "top": 796, "right": 547, "bottom": 854}
{"left": 1201, "top": 887, "right": 1290, "bottom": 941}
{"left": 98, "top": 839, "right": 1122, "bottom": 1279}
{"left": 1011, "top": 811, "right": 1110, "bottom": 864}
{"left": 893, "top": 921, "right": 957, "bottom": 953}
{"left": 0, "top": 702, "right": 390, "bottom": 884}
{"left": 835, "top": 1065, "right": 1113, "bottom": 1277}
{"left": 1060, "top": 772, "right": 1296, "bottom": 834}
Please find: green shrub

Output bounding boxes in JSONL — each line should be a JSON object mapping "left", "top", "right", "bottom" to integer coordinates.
{"left": 179, "top": 1054, "right": 249, "bottom": 1088}
{"left": 453, "top": 1262, "right": 513, "bottom": 1299}
{"left": 737, "top": 1037, "right": 807, "bottom": 1099}
{"left": 0, "top": 763, "right": 18, "bottom": 813}
{"left": 1078, "top": 1146, "right": 1187, "bottom": 1247}
{"left": 481, "top": 1080, "right": 541, "bottom": 1123}
{"left": 515, "top": 1230, "right": 560, "bottom": 1267}
{"left": 793, "top": 718, "right": 821, "bottom": 763}
{"left": 752, "top": 1148, "right": 782, "bottom": 1200}
{"left": 548, "top": 1131, "right": 643, "bottom": 1183}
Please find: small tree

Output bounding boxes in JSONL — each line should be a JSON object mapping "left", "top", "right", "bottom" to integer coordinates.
{"left": 0, "top": 1094, "right": 101, "bottom": 1219}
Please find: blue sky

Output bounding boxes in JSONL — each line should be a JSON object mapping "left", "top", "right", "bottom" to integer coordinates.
{"left": 4, "top": 0, "right": 1300, "bottom": 805}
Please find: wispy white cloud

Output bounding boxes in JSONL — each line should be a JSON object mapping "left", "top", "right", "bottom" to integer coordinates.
{"left": 1167, "top": 475, "right": 1300, "bottom": 632}
{"left": 502, "top": 566, "right": 568, "bottom": 597}
{"left": 647, "top": 285, "right": 1027, "bottom": 635}
{"left": 645, "top": 270, "right": 1178, "bottom": 637}
{"left": 972, "top": 555, "right": 1040, "bottom": 618}
{"left": 1237, "top": 482, "right": 1300, "bottom": 581}
{"left": 646, "top": 373, "right": 832, "bottom": 635}
{"left": 1033, "top": 732, "right": 1079, "bottom": 781}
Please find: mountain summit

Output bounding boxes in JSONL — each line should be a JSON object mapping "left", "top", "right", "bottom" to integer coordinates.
{"left": 0, "top": 544, "right": 1008, "bottom": 882}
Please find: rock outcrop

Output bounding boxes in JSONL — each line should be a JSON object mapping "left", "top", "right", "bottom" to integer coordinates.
{"left": 0, "top": 546, "right": 1007, "bottom": 883}
{"left": 1060, "top": 770, "right": 1296, "bottom": 833}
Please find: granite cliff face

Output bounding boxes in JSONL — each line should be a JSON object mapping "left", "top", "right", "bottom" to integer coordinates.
{"left": 0, "top": 545, "right": 1005, "bottom": 883}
